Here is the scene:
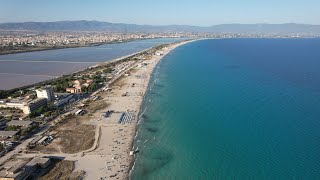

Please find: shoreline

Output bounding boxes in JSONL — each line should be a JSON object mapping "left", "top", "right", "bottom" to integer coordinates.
{"left": 70, "top": 39, "right": 197, "bottom": 179}
{"left": 127, "top": 39, "right": 197, "bottom": 179}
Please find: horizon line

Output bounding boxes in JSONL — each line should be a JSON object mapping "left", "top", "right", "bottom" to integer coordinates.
{"left": 0, "top": 20, "right": 319, "bottom": 27}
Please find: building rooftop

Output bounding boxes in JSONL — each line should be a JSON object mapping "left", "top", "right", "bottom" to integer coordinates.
{"left": 0, "top": 130, "right": 19, "bottom": 137}
{"left": 7, "top": 120, "right": 34, "bottom": 127}
{"left": 0, "top": 157, "right": 51, "bottom": 179}
{"left": 29, "top": 98, "right": 47, "bottom": 104}
{"left": 26, "top": 157, "right": 50, "bottom": 167}
{"left": 6, "top": 160, "right": 27, "bottom": 174}
{"left": 30, "top": 136, "right": 43, "bottom": 144}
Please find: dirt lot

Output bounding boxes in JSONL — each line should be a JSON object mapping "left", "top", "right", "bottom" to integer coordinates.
{"left": 40, "top": 160, "right": 85, "bottom": 180}
{"left": 33, "top": 115, "right": 96, "bottom": 154}
{"left": 57, "top": 124, "right": 95, "bottom": 154}
{"left": 110, "top": 75, "right": 127, "bottom": 87}
{"left": 127, "top": 68, "right": 139, "bottom": 74}
{"left": 84, "top": 99, "right": 109, "bottom": 114}
{"left": 55, "top": 115, "right": 95, "bottom": 154}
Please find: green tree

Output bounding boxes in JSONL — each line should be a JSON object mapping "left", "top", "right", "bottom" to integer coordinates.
{"left": 13, "top": 135, "right": 20, "bottom": 141}
{"left": 5, "top": 126, "right": 19, "bottom": 131}
{"left": 44, "top": 111, "right": 52, "bottom": 117}
{"left": 0, "top": 90, "right": 8, "bottom": 99}
{"left": 103, "top": 68, "right": 113, "bottom": 74}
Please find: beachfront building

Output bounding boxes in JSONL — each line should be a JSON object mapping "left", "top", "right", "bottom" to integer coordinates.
{"left": 22, "top": 98, "right": 47, "bottom": 114}
{"left": 66, "top": 87, "right": 80, "bottom": 94}
{"left": 54, "top": 94, "right": 76, "bottom": 107}
{"left": 0, "top": 98, "right": 47, "bottom": 115}
{"left": 0, "top": 131, "right": 19, "bottom": 138}
{"left": 0, "top": 130, "right": 19, "bottom": 144}
{"left": 0, "top": 101, "right": 25, "bottom": 110}
{"left": 0, "top": 157, "right": 51, "bottom": 180}
{"left": 155, "top": 51, "right": 164, "bottom": 56}
{"left": 36, "top": 86, "right": 54, "bottom": 102}
{"left": 66, "top": 79, "right": 93, "bottom": 94}
{"left": 0, "top": 87, "right": 49, "bottom": 115}
{"left": 7, "top": 120, "right": 35, "bottom": 128}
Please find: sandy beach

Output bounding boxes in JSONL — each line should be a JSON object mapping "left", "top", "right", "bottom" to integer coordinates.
{"left": 72, "top": 40, "right": 193, "bottom": 179}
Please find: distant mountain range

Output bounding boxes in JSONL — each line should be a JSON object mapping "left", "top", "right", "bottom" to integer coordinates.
{"left": 0, "top": 20, "right": 320, "bottom": 34}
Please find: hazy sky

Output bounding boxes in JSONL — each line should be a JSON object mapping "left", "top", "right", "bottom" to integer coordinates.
{"left": 0, "top": 0, "right": 319, "bottom": 25}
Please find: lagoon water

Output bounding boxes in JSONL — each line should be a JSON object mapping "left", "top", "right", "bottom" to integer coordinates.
{"left": 132, "top": 39, "right": 320, "bottom": 179}
{"left": 0, "top": 38, "right": 183, "bottom": 90}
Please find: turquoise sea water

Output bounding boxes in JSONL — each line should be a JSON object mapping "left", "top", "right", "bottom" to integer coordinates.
{"left": 132, "top": 38, "right": 320, "bottom": 179}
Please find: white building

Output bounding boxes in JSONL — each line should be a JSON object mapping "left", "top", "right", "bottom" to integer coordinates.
{"left": 36, "top": 86, "right": 54, "bottom": 102}
{"left": 0, "top": 98, "right": 47, "bottom": 114}
{"left": 155, "top": 51, "right": 164, "bottom": 56}
{"left": 22, "top": 98, "right": 47, "bottom": 114}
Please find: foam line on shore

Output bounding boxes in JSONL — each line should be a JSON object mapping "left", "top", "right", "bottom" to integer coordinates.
{"left": 128, "top": 39, "right": 199, "bottom": 179}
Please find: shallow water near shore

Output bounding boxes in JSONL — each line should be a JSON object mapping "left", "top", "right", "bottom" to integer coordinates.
{"left": 132, "top": 38, "right": 320, "bottom": 179}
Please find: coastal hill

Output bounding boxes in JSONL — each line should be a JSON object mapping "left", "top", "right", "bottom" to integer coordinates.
{"left": 0, "top": 20, "right": 320, "bottom": 34}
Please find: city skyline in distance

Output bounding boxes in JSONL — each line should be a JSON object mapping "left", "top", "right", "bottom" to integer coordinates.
{"left": 0, "top": 0, "right": 319, "bottom": 25}
{"left": 1, "top": 20, "right": 320, "bottom": 34}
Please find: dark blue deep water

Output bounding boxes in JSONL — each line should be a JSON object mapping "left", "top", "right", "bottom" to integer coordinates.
{"left": 132, "top": 38, "right": 320, "bottom": 179}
